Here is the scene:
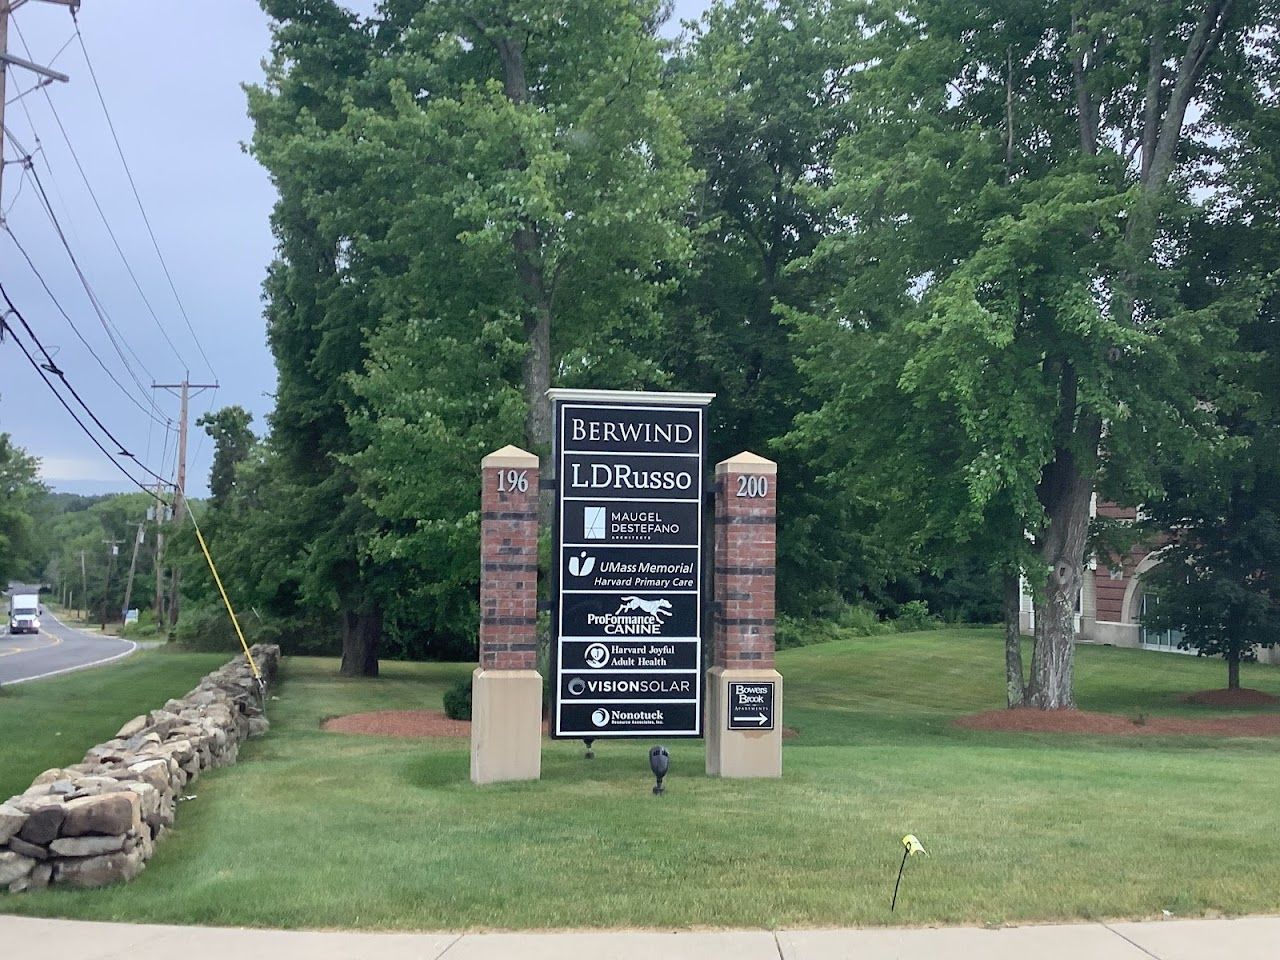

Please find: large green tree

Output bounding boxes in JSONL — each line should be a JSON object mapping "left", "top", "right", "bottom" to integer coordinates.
{"left": 1140, "top": 60, "right": 1280, "bottom": 691}
{"left": 791, "top": 0, "right": 1270, "bottom": 707}
{"left": 667, "top": 0, "right": 909, "bottom": 613}
{"left": 349, "top": 0, "right": 697, "bottom": 649}
{"left": 0, "top": 433, "right": 45, "bottom": 585}
{"left": 248, "top": 0, "right": 390, "bottom": 675}
{"left": 197, "top": 406, "right": 256, "bottom": 509}
{"left": 1141, "top": 406, "right": 1280, "bottom": 689}
{"left": 249, "top": 0, "right": 696, "bottom": 666}
{"left": 43, "top": 493, "right": 154, "bottom": 623}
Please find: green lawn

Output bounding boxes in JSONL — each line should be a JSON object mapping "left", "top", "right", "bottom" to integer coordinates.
{"left": 0, "top": 650, "right": 229, "bottom": 800}
{"left": 3, "top": 630, "right": 1280, "bottom": 929}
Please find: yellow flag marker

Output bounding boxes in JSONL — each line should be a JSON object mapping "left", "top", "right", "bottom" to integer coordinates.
{"left": 891, "top": 834, "right": 927, "bottom": 910}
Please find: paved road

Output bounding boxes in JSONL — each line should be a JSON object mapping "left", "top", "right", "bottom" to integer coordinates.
{"left": 0, "top": 916, "right": 1277, "bottom": 960}
{"left": 0, "top": 609, "right": 136, "bottom": 686}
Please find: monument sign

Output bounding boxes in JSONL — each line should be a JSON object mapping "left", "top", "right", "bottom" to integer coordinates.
{"left": 548, "top": 389, "right": 714, "bottom": 739}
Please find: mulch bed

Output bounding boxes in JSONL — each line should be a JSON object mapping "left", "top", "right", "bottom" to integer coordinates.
{"left": 322, "top": 710, "right": 801, "bottom": 740}
{"left": 322, "top": 710, "right": 474, "bottom": 738}
{"left": 957, "top": 703, "right": 1280, "bottom": 737}
{"left": 1183, "top": 687, "right": 1279, "bottom": 707}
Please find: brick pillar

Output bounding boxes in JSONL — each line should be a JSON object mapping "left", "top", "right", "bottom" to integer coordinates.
{"left": 472, "top": 445, "right": 542, "bottom": 784}
{"left": 707, "top": 451, "right": 782, "bottom": 778}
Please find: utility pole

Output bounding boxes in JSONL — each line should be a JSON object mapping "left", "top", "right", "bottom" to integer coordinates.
{"left": 100, "top": 537, "right": 121, "bottom": 630}
{"left": 153, "top": 480, "right": 167, "bottom": 626}
{"left": 120, "top": 520, "right": 144, "bottom": 622}
{"left": 77, "top": 547, "right": 86, "bottom": 621}
{"left": 0, "top": 1, "right": 77, "bottom": 207}
{"left": 152, "top": 378, "right": 216, "bottom": 630}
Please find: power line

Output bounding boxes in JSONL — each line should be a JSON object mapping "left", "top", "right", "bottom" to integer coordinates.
{"left": 3, "top": 223, "right": 174, "bottom": 429}
{"left": 1, "top": 161, "right": 27, "bottom": 217}
{"left": 10, "top": 16, "right": 192, "bottom": 372}
{"left": 0, "top": 290, "right": 169, "bottom": 504}
{"left": 72, "top": 13, "right": 216, "bottom": 380}
{"left": 5, "top": 126, "right": 161, "bottom": 398}
{"left": 0, "top": 281, "right": 173, "bottom": 490}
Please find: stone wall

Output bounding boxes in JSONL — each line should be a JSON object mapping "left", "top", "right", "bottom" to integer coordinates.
{"left": 0, "top": 644, "right": 280, "bottom": 893}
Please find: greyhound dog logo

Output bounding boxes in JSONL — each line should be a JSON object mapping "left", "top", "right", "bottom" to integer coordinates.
{"left": 568, "top": 551, "right": 596, "bottom": 577}
{"left": 615, "top": 596, "right": 673, "bottom": 618}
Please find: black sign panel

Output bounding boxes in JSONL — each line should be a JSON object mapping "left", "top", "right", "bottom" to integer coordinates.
{"left": 559, "top": 639, "right": 700, "bottom": 672}
{"left": 558, "top": 701, "right": 699, "bottom": 737}
{"left": 561, "top": 453, "right": 699, "bottom": 500}
{"left": 552, "top": 394, "right": 709, "bottom": 739}
{"left": 560, "top": 592, "right": 700, "bottom": 639}
{"left": 561, "top": 501, "right": 700, "bottom": 546}
{"left": 560, "top": 546, "right": 698, "bottom": 592}
{"left": 561, "top": 407, "right": 701, "bottom": 455}
{"left": 561, "top": 672, "right": 697, "bottom": 702}
{"left": 727, "top": 681, "right": 776, "bottom": 731}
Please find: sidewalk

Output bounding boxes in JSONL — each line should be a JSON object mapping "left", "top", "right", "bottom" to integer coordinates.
{"left": 2, "top": 914, "right": 1278, "bottom": 959}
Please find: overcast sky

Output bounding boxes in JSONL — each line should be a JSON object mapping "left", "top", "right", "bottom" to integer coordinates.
{"left": 1, "top": 0, "right": 711, "bottom": 499}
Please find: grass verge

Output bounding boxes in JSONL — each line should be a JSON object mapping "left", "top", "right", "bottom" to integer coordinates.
{"left": 0, "top": 650, "right": 230, "bottom": 800}
{"left": 2, "top": 630, "right": 1280, "bottom": 929}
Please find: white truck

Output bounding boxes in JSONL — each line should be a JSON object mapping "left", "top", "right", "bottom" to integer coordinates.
{"left": 8, "top": 593, "right": 41, "bottom": 635}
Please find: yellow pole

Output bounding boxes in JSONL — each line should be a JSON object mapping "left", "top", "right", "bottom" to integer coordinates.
{"left": 186, "top": 508, "right": 262, "bottom": 682}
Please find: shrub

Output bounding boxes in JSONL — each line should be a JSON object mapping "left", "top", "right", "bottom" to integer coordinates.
{"left": 443, "top": 676, "right": 472, "bottom": 721}
{"left": 837, "top": 603, "right": 891, "bottom": 636}
{"left": 173, "top": 603, "right": 241, "bottom": 652}
{"left": 173, "top": 603, "right": 342, "bottom": 656}
{"left": 120, "top": 608, "right": 163, "bottom": 641}
{"left": 777, "top": 615, "right": 844, "bottom": 648}
{"left": 894, "top": 599, "right": 939, "bottom": 632}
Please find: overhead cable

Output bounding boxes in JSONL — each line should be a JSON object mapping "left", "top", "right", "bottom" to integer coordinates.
{"left": 5, "top": 127, "right": 162, "bottom": 400}
{"left": 73, "top": 13, "right": 217, "bottom": 379}
{"left": 3, "top": 223, "right": 174, "bottom": 430}
{"left": 0, "top": 281, "right": 174, "bottom": 491}
{"left": 10, "top": 17, "right": 192, "bottom": 372}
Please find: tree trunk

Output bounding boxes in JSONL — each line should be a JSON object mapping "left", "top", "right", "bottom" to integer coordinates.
{"left": 493, "top": 28, "right": 554, "bottom": 523}
{"left": 1003, "top": 571, "right": 1025, "bottom": 707}
{"left": 339, "top": 604, "right": 381, "bottom": 677}
{"left": 1026, "top": 404, "right": 1101, "bottom": 709}
{"left": 515, "top": 228, "right": 553, "bottom": 455}
{"left": 1228, "top": 655, "right": 1240, "bottom": 690}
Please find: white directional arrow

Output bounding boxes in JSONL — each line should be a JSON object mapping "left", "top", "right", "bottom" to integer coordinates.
{"left": 733, "top": 713, "right": 768, "bottom": 725}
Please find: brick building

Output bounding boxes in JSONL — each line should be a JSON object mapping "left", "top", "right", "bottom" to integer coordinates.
{"left": 1018, "top": 498, "right": 1280, "bottom": 664}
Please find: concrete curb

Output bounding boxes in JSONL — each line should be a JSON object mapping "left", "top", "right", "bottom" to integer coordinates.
{"left": 1, "top": 916, "right": 1278, "bottom": 960}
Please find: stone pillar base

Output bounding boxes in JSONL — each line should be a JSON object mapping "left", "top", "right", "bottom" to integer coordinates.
{"left": 470, "top": 668, "right": 542, "bottom": 785}
{"left": 705, "top": 666, "right": 783, "bottom": 778}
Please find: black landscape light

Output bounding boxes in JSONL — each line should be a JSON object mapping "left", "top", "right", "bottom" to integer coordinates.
{"left": 582, "top": 737, "right": 595, "bottom": 760}
{"left": 649, "top": 745, "right": 669, "bottom": 795}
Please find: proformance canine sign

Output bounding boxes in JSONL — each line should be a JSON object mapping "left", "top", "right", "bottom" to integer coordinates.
{"left": 549, "top": 389, "right": 714, "bottom": 739}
